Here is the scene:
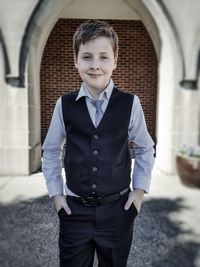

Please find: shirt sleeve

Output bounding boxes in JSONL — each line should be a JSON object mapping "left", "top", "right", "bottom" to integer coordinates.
{"left": 42, "top": 97, "right": 66, "bottom": 197}
{"left": 128, "top": 95, "right": 155, "bottom": 193}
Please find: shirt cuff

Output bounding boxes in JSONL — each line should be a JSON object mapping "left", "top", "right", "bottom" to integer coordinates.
{"left": 132, "top": 176, "right": 151, "bottom": 194}
{"left": 45, "top": 180, "right": 64, "bottom": 198}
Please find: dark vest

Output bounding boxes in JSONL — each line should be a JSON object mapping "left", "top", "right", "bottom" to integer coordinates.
{"left": 61, "top": 87, "right": 134, "bottom": 197}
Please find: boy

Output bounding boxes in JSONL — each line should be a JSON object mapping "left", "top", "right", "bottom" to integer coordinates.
{"left": 42, "top": 20, "right": 155, "bottom": 267}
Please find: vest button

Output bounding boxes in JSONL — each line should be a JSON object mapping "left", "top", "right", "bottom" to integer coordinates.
{"left": 92, "top": 184, "right": 97, "bottom": 189}
{"left": 93, "top": 150, "right": 98, "bottom": 155}
{"left": 94, "top": 134, "right": 99, "bottom": 139}
{"left": 92, "top": 167, "right": 98, "bottom": 172}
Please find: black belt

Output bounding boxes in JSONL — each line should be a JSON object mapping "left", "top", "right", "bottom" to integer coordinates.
{"left": 67, "top": 187, "right": 130, "bottom": 207}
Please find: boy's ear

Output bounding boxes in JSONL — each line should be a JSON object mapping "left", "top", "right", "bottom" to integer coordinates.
{"left": 113, "top": 57, "right": 118, "bottom": 70}
{"left": 74, "top": 55, "right": 78, "bottom": 68}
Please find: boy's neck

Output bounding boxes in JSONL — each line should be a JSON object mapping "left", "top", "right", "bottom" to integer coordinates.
{"left": 84, "top": 85, "right": 104, "bottom": 100}
{"left": 88, "top": 89, "right": 102, "bottom": 100}
{"left": 83, "top": 80, "right": 111, "bottom": 100}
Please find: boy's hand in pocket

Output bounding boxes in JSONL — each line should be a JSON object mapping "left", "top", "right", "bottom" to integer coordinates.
{"left": 53, "top": 195, "right": 71, "bottom": 215}
{"left": 124, "top": 189, "right": 144, "bottom": 213}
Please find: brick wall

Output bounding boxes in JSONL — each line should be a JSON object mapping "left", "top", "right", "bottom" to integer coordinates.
{"left": 40, "top": 19, "right": 157, "bottom": 143}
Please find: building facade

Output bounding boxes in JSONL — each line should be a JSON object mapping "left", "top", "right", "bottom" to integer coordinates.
{"left": 0, "top": 0, "right": 199, "bottom": 175}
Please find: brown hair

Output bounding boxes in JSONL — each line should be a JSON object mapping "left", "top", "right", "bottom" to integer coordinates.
{"left": 73, "top": 20, "right": 118, "bottom": 60}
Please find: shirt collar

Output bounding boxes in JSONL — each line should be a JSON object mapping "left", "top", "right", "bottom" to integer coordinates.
{"left": 76, "top": 79, "right": 114, "bottom": 101}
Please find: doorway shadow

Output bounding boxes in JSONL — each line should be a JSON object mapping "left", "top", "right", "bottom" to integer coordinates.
{"left": 0, "top": 196, "right": 199, "bottom": 267}
{"left": 129, "top": 198, "right": 200, "bottom": 267}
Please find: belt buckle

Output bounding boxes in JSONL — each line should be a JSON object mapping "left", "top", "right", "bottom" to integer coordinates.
{"left": 81, "top": 194, "right": 100, "bottom": 207}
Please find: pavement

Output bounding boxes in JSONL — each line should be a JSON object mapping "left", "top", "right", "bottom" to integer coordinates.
{"left": 0, "top": 167, "right": 200, "bottom": 267}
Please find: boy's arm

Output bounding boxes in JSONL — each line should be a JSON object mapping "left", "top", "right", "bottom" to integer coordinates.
{"left": 42, "top": 97, "right": 66, "bottom": 197}
{"left": 126, "top": 95, "right": 155, "bottom": 212}
{"left": 42, "top": 97, "right": 72, "bottom": 215}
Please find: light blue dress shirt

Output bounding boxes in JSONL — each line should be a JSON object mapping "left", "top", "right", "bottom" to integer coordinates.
{"left": 42, "top": 79, "right": 155, "bottom": 197}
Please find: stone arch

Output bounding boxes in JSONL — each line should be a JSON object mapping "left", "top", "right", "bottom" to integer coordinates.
{"left": 27, "top": 0, "right": 181, "bottom": 173}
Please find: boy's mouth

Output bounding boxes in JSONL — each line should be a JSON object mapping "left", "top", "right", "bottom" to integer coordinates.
{"left": 88, "top": 73, "right": 102, "bottom": 78}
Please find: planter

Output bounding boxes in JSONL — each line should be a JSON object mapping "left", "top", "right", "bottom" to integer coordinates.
{"left": 176, "top": 155, "right": 200, "bottom": 188}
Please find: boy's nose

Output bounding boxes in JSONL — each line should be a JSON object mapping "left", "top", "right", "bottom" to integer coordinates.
{"left": 90, "top": 60, "right": 100, "bottom": 70}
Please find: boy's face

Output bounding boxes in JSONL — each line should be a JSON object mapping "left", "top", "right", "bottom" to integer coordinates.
{"left": 75, "top": 37, "right": 117, "bottom": 93}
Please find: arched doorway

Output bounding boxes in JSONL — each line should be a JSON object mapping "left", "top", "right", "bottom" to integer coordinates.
{"left": 40, "top": 18, "right": 157, "bottom": 145}
{"left": 27, "top": 0, "right": 180, "bottom": 174}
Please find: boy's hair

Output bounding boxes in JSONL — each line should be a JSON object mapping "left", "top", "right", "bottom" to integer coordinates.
{"left": 73, "top": 20, "right": 118, "bottom": 59}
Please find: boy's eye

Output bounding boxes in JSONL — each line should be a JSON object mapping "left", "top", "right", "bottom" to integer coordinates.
{"left": 101, "top": 56, "right": 108, "bottom": 60}
{"left": 82, "top": 56, "right": 92, "bottom": 60}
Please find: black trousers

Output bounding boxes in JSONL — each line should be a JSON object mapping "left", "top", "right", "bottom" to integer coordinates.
{"left": 58, "top": 192, "right": 138, "bottom": 267}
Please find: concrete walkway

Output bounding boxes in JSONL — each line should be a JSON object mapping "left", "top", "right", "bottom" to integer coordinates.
{"left": 0, "top": 168, "right": 200, "bottom": 267}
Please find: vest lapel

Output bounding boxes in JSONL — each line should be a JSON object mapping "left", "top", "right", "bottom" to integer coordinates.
{"left": 76, "top": 88, "right": 118, "bottom": 130}
{"left": 76, "top": 96, "right": 96, "bottom": 129}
